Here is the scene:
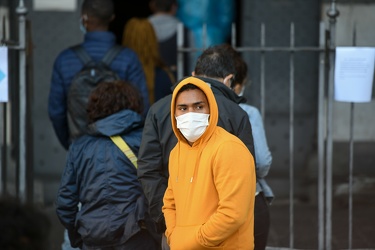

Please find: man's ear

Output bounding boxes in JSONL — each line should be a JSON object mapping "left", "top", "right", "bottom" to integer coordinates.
{"left": 223, "top": 74, "right": 234, "bottom": 88}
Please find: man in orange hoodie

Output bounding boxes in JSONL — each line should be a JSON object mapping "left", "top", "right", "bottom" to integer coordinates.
{"left": 162, "top": 76, "right": 256, "bottom": 249}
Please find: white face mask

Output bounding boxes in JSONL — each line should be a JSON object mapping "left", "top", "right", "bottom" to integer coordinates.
{"left": 238, "top": 85, "right": 245, "bottom": 96}
{"left": 79, "top": 17, "right": 87, "bottom": 34}
{"left": 176, "top": 112, "right": 210, "bottom": 143}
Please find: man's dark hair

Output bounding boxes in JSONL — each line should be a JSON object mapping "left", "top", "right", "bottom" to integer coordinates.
{"left": 152, "top": 0, "right": 176, "bottom": 12}
{"left": 81, "top": 0, "right": 114, "bottom": 24}
{"left": 87, "top": 80, "right": 144, "bottom": 123}
{"left": 177, "top": 82, "right": 200, "bottom": 95}
{"left": 194, "top": 44, "right": 236, "bottom": 79}
{"left": 220, "top": 44, "right": 248, "bottom": 85}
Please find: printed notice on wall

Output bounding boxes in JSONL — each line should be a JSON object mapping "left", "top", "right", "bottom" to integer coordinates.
{"left": 0, "top": 47, "right": 8, "bottom": 103}
{"left": 33, "top": 0, "right": 77, "bottom": 12}
{"left": 334, "top": 47, "right": 375, "bottom": 103}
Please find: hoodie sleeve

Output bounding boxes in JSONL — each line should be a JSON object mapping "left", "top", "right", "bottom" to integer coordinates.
{"left": 162, "top": 176, "right": 176, "bottom": 244}
{"left": 198, "top": 140, "right": 256, "bottom": 247}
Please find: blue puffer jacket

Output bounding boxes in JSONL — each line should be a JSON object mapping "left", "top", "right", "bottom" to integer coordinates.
{"left": 55, "top": 109, "right": 151, "bottom": 248}
{"left": 48, "top": 31, "right": 149, "bottom": 150}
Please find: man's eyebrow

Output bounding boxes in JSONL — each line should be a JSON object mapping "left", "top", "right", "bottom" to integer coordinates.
{"left": 193, "top": 101, "right": 205, "bottom": 105}
{"left": 176, "top": 101, "right": 205, "bottom": 106}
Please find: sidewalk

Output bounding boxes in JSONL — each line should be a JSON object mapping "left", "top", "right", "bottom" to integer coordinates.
{"left": 44, "top": 197, "right": 375, "bottom": 250}
{"left": 266, "top": 197, "right": 375, "bottom": 249}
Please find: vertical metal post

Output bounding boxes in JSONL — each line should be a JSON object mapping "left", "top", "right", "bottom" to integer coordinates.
{"left": 326, "top": 1, "right": 339, "bottom": 249}
{"left": 16, "top": 0, "right": 28, "bottom": 203}
{"left": 260, "top": 23, "right": 266, "bottom": 119}
{"left": 231, "top": 22, "right": 236, "bottom": 48}
{"left": 348, "top": 22, "right": 356, "bottom": 250}
{"left": 348, "top": 102, "right": 354, "bottom": 250}
{"left": 177, "top": 22, "right": 184, "bottom": 81}
{"left": 317, "top": 21, "right": 326, "bottom": 250}
{"left": 0, "top": 103, "right": 4, "bottom": 194}
{"left": 289, "top": 22, "right": 295, "bottom": 250}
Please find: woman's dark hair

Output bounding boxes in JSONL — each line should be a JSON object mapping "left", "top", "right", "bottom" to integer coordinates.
{"left": 87, "top": 80, "right": 144, "bottom": 123}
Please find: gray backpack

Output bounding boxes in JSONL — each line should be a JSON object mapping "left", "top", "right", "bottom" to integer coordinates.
{"left": 67, "top": 45, "right": 122, "bottom": 140}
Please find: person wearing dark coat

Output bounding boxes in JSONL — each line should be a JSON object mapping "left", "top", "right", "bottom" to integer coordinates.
{"left": 137, "top": 44, "right": 256, "bottom": 249}
{"left": 55, "top": 81, "right": 158, "bottom": 250}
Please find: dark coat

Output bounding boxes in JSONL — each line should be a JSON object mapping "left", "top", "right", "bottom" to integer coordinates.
{"left": 55, "top": 109, "right": 151, "bottom": 248}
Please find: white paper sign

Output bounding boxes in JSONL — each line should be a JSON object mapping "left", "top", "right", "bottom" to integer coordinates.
{"left": 33, "top": 0, "right": 77, "bottom": 12}
{"left": 0, "top": 47, "right": 8, "bottom": 103}
{"left": 334, "top": 47, "right": 375, "bottom": 103}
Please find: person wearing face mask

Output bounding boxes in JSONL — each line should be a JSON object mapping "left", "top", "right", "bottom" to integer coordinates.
{"left": 137, "top": 44, "right": 256, "bottom": 250}
{"left": 162, "top": 76, "right": 256, "bottom": 249}
{"left": 224, "top": 44, "right": 274, "bottom": 250}
{"left": 48, "top": 0, "right": 149, "bottom": 151}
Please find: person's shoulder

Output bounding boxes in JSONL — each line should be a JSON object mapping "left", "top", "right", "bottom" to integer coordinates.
{"left": 216, "top": 94, "right": 246, "bottom": 111}
{"left": 53, "top": 44, "right": 81, "bottom": 66}
{"left": 214, "top": 126, "right": 249, "bottom": 148}
{"left": 239, "top": 103, "right": 260, "bottom": 115}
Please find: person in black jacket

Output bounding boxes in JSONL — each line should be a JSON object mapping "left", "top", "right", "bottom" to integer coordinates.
{"left": 56, "top": 81, "right": 158, "bottom": 250}
{"left": 137, "top": 44, "right": 256, "bottom": 250}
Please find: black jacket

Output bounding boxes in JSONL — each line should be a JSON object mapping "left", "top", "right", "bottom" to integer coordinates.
{"left": 137, "top": 76, "right": 255, "bottom": 234}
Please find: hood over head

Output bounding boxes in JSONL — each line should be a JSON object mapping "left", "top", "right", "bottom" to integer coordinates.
{"left": 171, "top": 76, "right": 218, "bottom": 145}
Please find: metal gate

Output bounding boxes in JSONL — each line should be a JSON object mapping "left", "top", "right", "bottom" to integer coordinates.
{"left": 0, "top": 0, "right": 32, "bottom": 204}
{"left": 176, "top": 1, "right": 365, "bottom": 249}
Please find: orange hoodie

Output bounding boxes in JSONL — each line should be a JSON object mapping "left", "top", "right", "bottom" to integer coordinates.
{"left": 163, "top": 77, "right": 256, "bottom": 249}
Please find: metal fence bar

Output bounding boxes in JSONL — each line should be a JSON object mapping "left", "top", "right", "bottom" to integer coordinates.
{"left": 0, "top": 104, "right": 4, "bottom": 194}
{"left": 236, "top": 47, "right": 327, "bottom": 52}
{"left": 348, "top": 23, "right": 357, "bottom": 250}
{"left": 260, "top": 23, "right": 266, "bottom": 119}
{"left": 317, "top": 21, "right": 326, "bottom": 250}
{"left": 288, "top": 22, "right": 295, "bottom": 249}
{"left": 15, "top": 0, "right": 28, "bottom": 203}
{"left": 177, "top": 22, "right": 184, "bottom": 81}
{"left": 348, "top": 102, "right": 354, "bottom": 250}
{"left": 325, "top": 1, "right": 339, "bottom": 249}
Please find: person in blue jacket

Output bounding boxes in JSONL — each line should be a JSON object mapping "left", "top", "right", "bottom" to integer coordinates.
{"left": 176, "top": 0, "right": 235, "bottom": 71}
{"left": 48, "top": 0, "right": 149, "bottom": 150}
{"left": 55, "top": 80, "right": 158, "bottom": 250}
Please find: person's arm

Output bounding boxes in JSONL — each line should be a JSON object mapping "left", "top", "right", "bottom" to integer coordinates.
{"left": 162, "top": 176, "right": 176, "bottom": 243}
{"left": 137, "top": 105, "right": 169, "bottom": 232}
{"left": 55, "top": 147, "right": 82, "bottom": 248}
{"left": 48, "top": 60, "right": 70, "bottom": 150}
{"left": 198, "top": 141, "right": 256, "bottom": 247}
{"left": 248, "top": 106, "right": 272, "bottom": 178}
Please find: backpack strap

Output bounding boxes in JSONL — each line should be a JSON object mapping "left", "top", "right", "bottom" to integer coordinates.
{"left": 110, "top": 135, "right": 138, "bottom": 168}
{"left": 71, "top": 45, "right": 92, "bottom": 65}
{"left": 101, "top": 45, "right": 123, "bottom": 66}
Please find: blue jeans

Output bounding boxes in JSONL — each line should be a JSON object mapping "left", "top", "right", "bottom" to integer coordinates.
{"left": 62, "top": 230, "right": 80, "bottom": 250}
{"left": 161, "top": 234, "right": 170, "bottom": 250}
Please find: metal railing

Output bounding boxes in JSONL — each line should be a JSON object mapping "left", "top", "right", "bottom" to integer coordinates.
{"left": 175, "top": 1, "right": 349, "bottom": 249}
{"left": 0, "top": 0, "right": 30, "bottom": 203}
